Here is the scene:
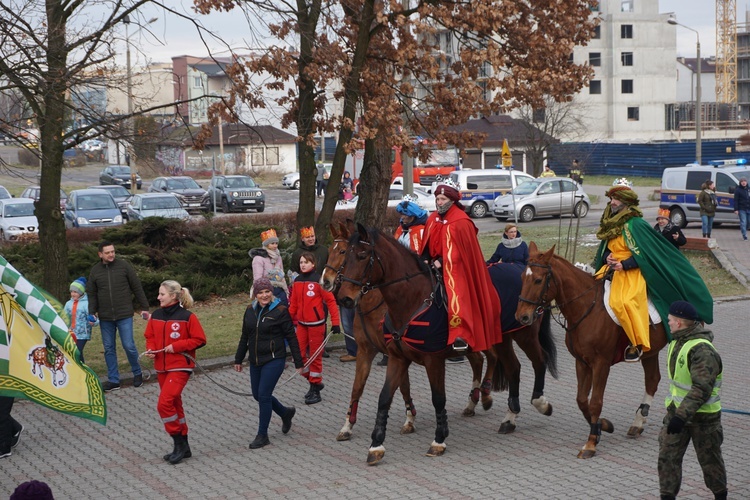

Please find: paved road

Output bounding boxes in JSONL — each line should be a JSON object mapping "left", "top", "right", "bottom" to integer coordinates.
{"left": 2, "top": 298, "right": 749, "bottom": 499}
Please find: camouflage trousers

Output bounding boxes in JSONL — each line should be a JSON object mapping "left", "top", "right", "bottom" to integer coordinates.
{"left": 657, "top": 412, "right": 727, "bottom": 497}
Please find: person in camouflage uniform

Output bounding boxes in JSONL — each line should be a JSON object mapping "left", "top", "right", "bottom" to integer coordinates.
{"left": 658, "top": 301, "right": 727, "bottom": 500}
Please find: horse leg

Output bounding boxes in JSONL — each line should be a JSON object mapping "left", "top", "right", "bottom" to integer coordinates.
{"left": 398, "top": 371, "right": 416, "bottom": 435}
{"left": 514, "top": 332, "right": 553, "bottom": 417}
{"left": 578, "top": 361, "right": 614, "bottom": 459}
{"left": 492, "top": 340, "right": 522, "bottom": 435}
{"left": 367, "top": 356, "right": 409, "bottom": 465}
{"left": 462, "top": 351, "right": 484, "bottom": 417}
{"left": 627, "top": 354, "right": 660, "bottom": 438}
{"left": 424, "top": 357, "right": 448, "bottom": 457}
{"left": 480, "top": 348, "right": 497, "bottom": 411}
{"left": 338, "top": 343, "right": 378, "bottom": 441}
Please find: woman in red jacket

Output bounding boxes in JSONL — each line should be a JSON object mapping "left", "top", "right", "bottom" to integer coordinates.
{"left": 144, "top": 280, "right": 206, "bottom": 465}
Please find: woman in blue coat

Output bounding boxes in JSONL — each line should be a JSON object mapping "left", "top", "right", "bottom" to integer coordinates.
{"left": 486, "top": 223, "right": 529, "bottom": 267}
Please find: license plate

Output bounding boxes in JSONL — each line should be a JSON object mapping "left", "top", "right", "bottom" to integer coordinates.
{"left": 243, "top": 200, "right": 255, "bottom": 204}
{"left": 188, "top": 203, "right": 200, "bottom": 207}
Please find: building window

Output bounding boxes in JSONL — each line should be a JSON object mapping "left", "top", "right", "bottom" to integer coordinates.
{"left": 621, "top": 52, "right": 633, "bottom": 66}
{"left": 251, "top": 147, "right": 265, "bottom": 166}
{"left": 590, "top": 80, "right": 602, "bottom": 94}
{"left": 593, "top": 26, "right": 601, "bottom": 39}
{"left": 266, "top": 147, "right": 279, "bottom": 166}
{"left": 533, "top": 108, "right": 546, "bottom": 123}
{"left": 621, "top": 25, "right": 633, "bottom": 39}
{"left": 621, "top": 79, "right": 634, "bottom": 94}
{"left": 193, "top": 76, "right": 203, "bottom": 88}
{"left": 589, "top": 52, "right": 601, "bottom": 67}
{"left": 627, "top": 107, "right": 639, "bottom": 121}
{"left": 568, "top": 52, "right": 574, "bottom": 63}
{"left": 621, "top": 1, "right": 633, "bottom": 12}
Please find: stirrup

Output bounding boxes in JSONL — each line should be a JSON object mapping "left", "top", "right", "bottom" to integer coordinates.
{"left": 452, "top": 338, "right": 468, "bottom": 353}
{"left": 624, "top": 346, "right": 642, "bottom": 363}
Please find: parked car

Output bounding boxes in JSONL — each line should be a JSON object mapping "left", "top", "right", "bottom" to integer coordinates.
{"left": 20, "top": 186, "right": 67, "bottom": 211}
{"left": 206, "top": 175, "right": 265, "bottom": 213}
{"left": 99, "top": 165, "right": 142, "bottom": 189}
{"left": 88, "top": 185, "right": 132, "bottom": 220}
{"left": 126, "top": 193, "right": 191, "bottom": 221}
{"left": 492, "top": 177, "right": 590, "bottom": 223}
{"left": 335, "top": 186, "right": 437, "bottom": 212}
{"left": 0, "top": 198, "right": 38, "bottom": 241}
{"left": 64, "top": 188, "right": 124, "bottom": 228}
{"left": 0, "top": 186, "right": 12, "bottom": 200}
{"left": 148, "top": 176, "right": 208, "bottom": 212}
{"left": 281, "top": 163, "right": 331, "bottom": 190}
{"left": 431, "top": 169, "right": 535, "bottom": 218}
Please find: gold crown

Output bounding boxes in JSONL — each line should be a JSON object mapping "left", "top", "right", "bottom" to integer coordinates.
{"left": 657, "top": 208, "right": 670, "bottom": 219}
{"left": 261, "top": 228, "right": 278, "bottom": 242}
{"left": 300, "top": 226, "right": 315, "bottom": 238}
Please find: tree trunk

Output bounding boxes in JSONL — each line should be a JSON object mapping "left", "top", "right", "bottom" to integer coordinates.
{"left": 355, "top": 135, "right": 392, "bottom": 230}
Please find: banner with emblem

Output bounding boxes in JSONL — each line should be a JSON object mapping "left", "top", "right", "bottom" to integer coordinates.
{"left": 0, "top": 255, "right": 106, "bottom": 425}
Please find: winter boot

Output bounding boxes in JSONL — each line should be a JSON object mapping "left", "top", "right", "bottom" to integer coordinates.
{"left": 249, "top": 434, "right": 270, "bottom": 449}
{"left": 163, "top": 434, "right": 192, "bottom": 461}
{"left": 281, "top": 406, "right": 296, "bottom": 434}
{"left": 304, "top": 382, "right": 315, "bottom": 401}
{"left": 168, "top": 434, "right": 190, "bottom": 465}
{"left": 305, "top": 383, "right": 323, "bottom": 405}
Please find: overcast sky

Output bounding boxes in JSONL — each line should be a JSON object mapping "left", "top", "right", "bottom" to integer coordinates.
{"left": 126, "top": 2, "right": 749, "bottom": 65}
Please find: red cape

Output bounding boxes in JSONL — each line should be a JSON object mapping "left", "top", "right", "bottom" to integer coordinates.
{"left": 422, "top": 206, "right": 502, "bottom": 351}
{"left": 394, "top": 224, "right": 425, "bottom": 254}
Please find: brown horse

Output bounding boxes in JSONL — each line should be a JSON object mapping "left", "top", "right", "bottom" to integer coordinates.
{"left": 29, "top": 342, "right": 67, "bottom": 387}
{"left": 335, "top": 223, "right": 557, "bottom": 464}
{"left": 516, "top": 243, "right": 668, "bottom": 459}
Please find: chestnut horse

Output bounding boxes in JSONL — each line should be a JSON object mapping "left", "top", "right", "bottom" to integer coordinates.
{"left": 516, "top": 243, "right": 668, "bottom": 459}
{"left": 335, "top": 223, "right": 557, "bottom": 464}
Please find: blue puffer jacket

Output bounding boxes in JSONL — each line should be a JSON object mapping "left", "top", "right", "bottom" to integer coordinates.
{"left": 64, "top": 294, "right": 99, "bottom": 340}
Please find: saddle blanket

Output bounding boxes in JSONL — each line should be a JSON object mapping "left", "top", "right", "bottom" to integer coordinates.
{"left": 603, "top": 279, "right": 661, "bottom": 326}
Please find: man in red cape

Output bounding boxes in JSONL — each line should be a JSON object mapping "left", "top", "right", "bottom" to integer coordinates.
{"left": 420, "top": 182, "right": 502, "bottom": 352}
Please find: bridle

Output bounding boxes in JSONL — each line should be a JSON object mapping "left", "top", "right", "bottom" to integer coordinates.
{"left": 518, "top": 262, "right": 553, "bottom": 315}
{"left": 323, "top": 238, "right": 349, "bottom": 288}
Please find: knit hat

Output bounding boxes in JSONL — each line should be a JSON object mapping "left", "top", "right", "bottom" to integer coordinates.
{"left": 69, "top": 277, "right": 87, "bottom": 295}
{"left": 605, "top": 186, "right": 639, "bottom": 206}
{"left": 260, "top": 229, "right": 279, "bottom": 246}
{"left": 669, "top": 300, "right": 700, "bottom": 322}
{"left": 300, "top": 226, "right": 315, "bottom": 238}
{"left": 253, "top": 277, "right": 274, "bottom": 295}
{"left": 434, "top": 182, "right": 461, "bottom": 202}
{"left": 656, "top": 208, "right": 670, "bottom": 220}
{"left": 10, "top": 480, "right": 55, "bottom": 500}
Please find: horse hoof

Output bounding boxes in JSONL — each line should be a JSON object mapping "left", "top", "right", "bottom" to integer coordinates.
{"left": 600, "top": 418, "right": 615, "bottom": 434}
{"left": 462, "top": 408, "right": 476, "bottom": 417}
{"left": 400, "top": 423, "right": 415, "bottom": 434}
{"left": 626, "top": 426, "right": 644, "bottom": 438}
{"left": 482, "top": 399, "right": 493, "bottom": 411}
{"left": 367, "top": 447, "right": 385, "bottom": 465}
{"left": 336, "top": 431, "right": 352, "bottom": 442}
{"left": 498, "top": 422, "right": 516, "bottom": 434}
{"left": 544, "top": 404, "right": 553, "bottom": 417}
{"left": 577, "top": 449, "right": 596, "bottom": 459}
{"left": 425, "top": 443, "right": 446, "bottom": 457}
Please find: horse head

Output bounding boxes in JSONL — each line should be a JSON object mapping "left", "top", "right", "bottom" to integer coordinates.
{"left": 517, "top": 242, "right": 557, "bottom": 326}
{"left": 321, "top": 220, "right": 354, "bottom": 292}
{"left": 337, "top": 223, "right": 385, "bottom": 309}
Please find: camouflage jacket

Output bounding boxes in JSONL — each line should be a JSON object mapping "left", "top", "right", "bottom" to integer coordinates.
{"left": 667, "top": 322, "right": 723, "bottom": 423}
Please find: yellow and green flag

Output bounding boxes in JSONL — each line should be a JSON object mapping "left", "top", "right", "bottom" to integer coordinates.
{"left": 0, "top": 256, "right": 106, "bottom": 424}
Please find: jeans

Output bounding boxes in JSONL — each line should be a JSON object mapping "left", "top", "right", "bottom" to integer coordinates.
{"left": 739, "top": 210, "right": 750, "bottom": 238}
{"left": 249, "top": 358, "right": 288, "bottom": 437}
{"left": 75, "top": 338, "right": 88, "bottom": 364}
{"left": 340, "top": 306, "right": 357, "bottom": 356}
{"left": 701, "top": 215, "right": 714, "bottom": 236}
{"left": 100, "top": 317, "right": 142, "bottom": 383}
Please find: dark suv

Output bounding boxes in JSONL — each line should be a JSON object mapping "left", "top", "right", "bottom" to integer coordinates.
{"left": 206, "top": 175, "right": 264, "bottom": 213}
{"left": 99, "top": 165, "right": 142, "bottom": 190}
{"left": 149, "top": 176, "right": 208, "bottom": 213}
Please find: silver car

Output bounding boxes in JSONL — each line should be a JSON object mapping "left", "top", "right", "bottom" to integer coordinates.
{"left": 127, "top": 193, "right": 191, "bottom": 221}
{"left": 0, "top": 198, "right": 38, "bottom": 241}
{"left": 492, "top": 177, "right": 590, "bottom": 223}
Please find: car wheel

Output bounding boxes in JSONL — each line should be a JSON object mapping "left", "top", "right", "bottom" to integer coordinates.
{"left": 574, "top": 201, "right": 589, "bottom": 218}
{"left": 470, "top": 201, "right": 488, "bottom": 218}
{"left": 256, "top": 207, "right": 265, "bottom": 213}
{"left": 293, "top": 180, "right": 300, "bottom": 190}
{"left": 221, "top": 198, "right": 231, "bottom": 213}
{"left": 519, "top": 205, "right": 535, "bottom": 223}
{"left": 670, "top": 207, "right": 686, "bottom": 228}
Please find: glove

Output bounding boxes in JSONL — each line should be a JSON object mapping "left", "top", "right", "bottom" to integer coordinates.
{"left": 667, "top": 416, "right": 685, "bottom": 434}
{"left": 331, "top": 325, "right": 341, "bottom": 334}
{"left": 87, "top": 315, "right": 97, "bottom": 323}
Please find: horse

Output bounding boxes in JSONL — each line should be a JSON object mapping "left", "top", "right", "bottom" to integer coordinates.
{"left": 28, "top": 340, "right": 68, "bottom": 387}
{"left": 335, "top": 223, "right": 557, "bottom": 464}
{"left": 516, "top": 242, "right": 668, "bottom": 459}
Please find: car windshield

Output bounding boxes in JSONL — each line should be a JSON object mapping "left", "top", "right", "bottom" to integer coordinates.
{"left": 76, "top": 194, "right": 117, "bottom": 210}
{"left": 3, "top": 203, "right": 34, "bottom": 217}
{"left": 414, "top": 188, "right": 431, "bottom": 197}
{"left": 111, "top": 166, "right": 130, "bottom": 175}
{"left": 512, "top": 180, "right": 542, "bottom": 196}
{"left": 226, "top": 177, "right": 256, "bottom": 188}
{"left": 142, "top": 197, "right": 181, "bottom": 210}
{"left": 167, "top": 178, "right": 200, "bottom": 190}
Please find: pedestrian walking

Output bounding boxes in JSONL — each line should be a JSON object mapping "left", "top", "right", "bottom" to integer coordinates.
{"left": 144, "top": 280, "right": 206, "bottom": 465}
{"left": 697, "top": 180, "right": 717, "bottom": 238}
{"left": 658, "top": 300, "right": 726, "bottom": 500}
{"left": 87, "top": 241, "right": 150, "bottom": 391}
{"left": 0, "top": 396, "right": 23, "bottom": 459}
{"left": 733, "top": 177, "right": 750, "bottom": 241}
{"left": 64, "top": 277, "right": 98, "bottom": 364}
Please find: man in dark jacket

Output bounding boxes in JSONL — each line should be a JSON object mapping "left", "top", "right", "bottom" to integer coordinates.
{"left": 733, "top": 177, "right": 750, "bottom": 240}
{"left": 290, "top": 226, "right": 328, "bottom": 274}
{"left": 87, "top": 241, "right": 150, "bottom": 391}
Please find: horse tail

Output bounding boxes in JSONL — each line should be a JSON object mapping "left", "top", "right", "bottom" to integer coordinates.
{"left": 490, "top": 346, "right": 510, "bottom": 393}
{"left": 538, "top": 309, "right": 559, "bottom": 379}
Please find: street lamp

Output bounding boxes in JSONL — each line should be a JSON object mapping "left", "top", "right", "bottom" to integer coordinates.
{"left": 123, "top": 14, "right": 158, "bottom": 193}
{"left": 668, "top": 15, "right": 701, "bottom": 165}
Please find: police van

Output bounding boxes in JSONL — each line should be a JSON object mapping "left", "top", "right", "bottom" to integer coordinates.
{"left": 434, "top": 169, "right": 534, "bottom": 218}
{"left": 660, "top": 159, "right": 750, "bottom": 227}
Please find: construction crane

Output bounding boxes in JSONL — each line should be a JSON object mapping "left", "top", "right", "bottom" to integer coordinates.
{"left": 716, "top": 0, "right": 737, "bottom": 104}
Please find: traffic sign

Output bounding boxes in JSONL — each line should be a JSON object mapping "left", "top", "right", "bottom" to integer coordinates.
{"left": 501, "top": 139, "right": 512, "bottom": 167}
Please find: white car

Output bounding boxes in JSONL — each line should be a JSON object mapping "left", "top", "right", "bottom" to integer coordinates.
{"left": 335, "top": 186, "right": 436, "bottom": 212}
{"left": 0, "top": 198, "right": 39, "bottom": 241}
{"left": 282, "top": 164, "right": 332, "bottom": 190}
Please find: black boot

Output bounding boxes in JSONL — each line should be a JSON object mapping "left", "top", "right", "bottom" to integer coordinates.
{"left": 168, "top": 434, "right": 189, "bottom": 464}
{"left": 304, "top": 382, "right": 314, "bottom": 401}
{"left": 163, "top": 435, "right": 177, "bottom": 461}
{"left": 249, "top": 434, "right": 270, "bottom": 449}
{"left": 305, "top": 383, "right": 323, "bottom": 405}
{"left": 162, "top": 434, "right": 192, "bottom": 461}
{"left": 281, "top": 406, "right": 296, "bottom": 434}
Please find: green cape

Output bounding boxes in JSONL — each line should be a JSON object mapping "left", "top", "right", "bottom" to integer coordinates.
{"left": 594, "top": 217, "right": 713, "bottom": 335}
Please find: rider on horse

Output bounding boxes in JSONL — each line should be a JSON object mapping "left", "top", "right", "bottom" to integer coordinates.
{"left": 394, "top": 195, "right": 428, "bottom": 254}
{"left": 593, "top": 181, "right": 713, "bottom": 362}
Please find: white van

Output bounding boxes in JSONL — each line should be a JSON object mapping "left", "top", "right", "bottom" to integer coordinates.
{"left": 433, "top": 169, "right": 534, "bottom": 218}
{"left": 660, "top": 159, "right": 750, "bottom": 227}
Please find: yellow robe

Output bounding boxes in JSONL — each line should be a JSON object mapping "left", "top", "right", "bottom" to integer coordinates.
{"left": 596, "top": 235, "right": 651, "bottom": 352}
